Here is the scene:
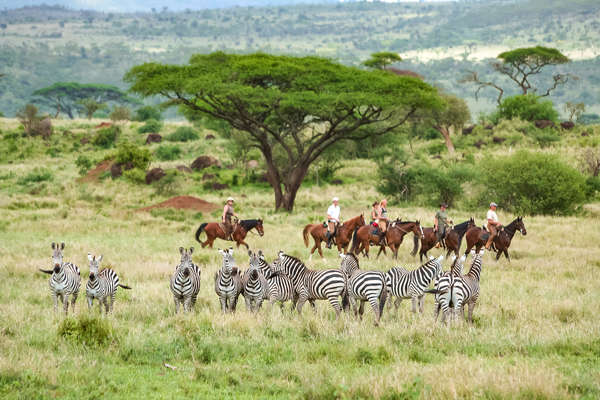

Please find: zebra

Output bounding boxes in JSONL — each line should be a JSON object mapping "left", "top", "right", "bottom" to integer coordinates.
{"left": 86, "top": 253, "right": 131, "bottom": 314}
{"left": 241, "top": 250, "right": 269, "bottom": 312}
{"left": 214, "top": 248, "right": 242, "bottom": 313}
{"left": 339, "top": 253, "right": 387, "bottom": 326}
{"left": 170, "top": 247, "right": 201, "bottom": 313}
{"left": 433, "top": 253, "right": 466, "bottom": 323}
{"left": 39, "top": 242, "right": 81, "bottom": 314}
{"left": 451, "top": 248, "right": 485, "bottom": 323}
{"left": 271, "top": 251, "right": 347, "bottom": 317}
{"left": 385, "top": 255, "right": 444, "bottom": 313}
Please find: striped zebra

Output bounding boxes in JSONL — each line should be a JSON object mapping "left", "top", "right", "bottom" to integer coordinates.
{"left": 170, "top": 247, "right": 202, "bottom": 313}
{"left": 242, "top": 250, "right": 269, "bottom": 312}
{"left": 39, "top": 242, "right": 81, "bottom": 314}
{"left": 253, "top": 251, "right": 309, "bottom": 310}
{"left": 451, "top": 248, "right": 485, "bottom": 323}
{"left": 385, "top": 255, "right": 444, "bottom": 313}
{"left": 433, "top": 253, "right": 466, "bottom": 323}
{"left": 214, "top": 248, "right": 242, "bottom": 313}
{"left": 271, "top": 251, "right": 347, "bottom": 317}
{"left": 339, "top": 253, "right": 387, "bottom": 326}
{"left": 86, "top": 253, "right": 131, "bottom": 314}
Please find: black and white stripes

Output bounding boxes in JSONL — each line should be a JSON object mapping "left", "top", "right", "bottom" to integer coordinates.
{"left": 170, "top": 247, "right": 201, "bottom": 313}
{"left": 39, "top": 242, "right": 81, "bottom": 314}
{"left": 214, "top": 248, "right": 242, "bottom": 313}
{"left": 86, "top": 253, "right": 131, "bottom": 314}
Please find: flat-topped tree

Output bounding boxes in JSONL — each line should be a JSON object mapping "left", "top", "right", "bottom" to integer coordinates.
{"left": 362, "top": 52, "right": 402, "bottom": 70}
{"left": 125, "top": 52, "right": 441, "bottom": 211}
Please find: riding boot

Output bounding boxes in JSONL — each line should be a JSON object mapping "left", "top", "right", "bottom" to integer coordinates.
{"left": 326, "top": 232, "right": 332, "bottom": 249}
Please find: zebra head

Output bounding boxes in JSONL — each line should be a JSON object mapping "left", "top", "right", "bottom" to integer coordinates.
{"left": 248, "top": 250, "right": 261, "bottom": 270}
{"left": 87, "top": 253, "right": 103, "bottom": 280}
{"left": 218, "top": 248, "right": 235, "bottom": 275}
{"left": 51, "top": 242, "right": 66, "bottom": 273}
{"left": 179, "top": 247, "right": 194, "bottom": 275}
{"left": 339, "top": 252, "right": 359, "bottom": 277}
{"left": 433, "top": 255, "right": 444, "bottom": 279}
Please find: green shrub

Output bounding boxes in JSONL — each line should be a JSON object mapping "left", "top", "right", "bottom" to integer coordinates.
{"left": 109, "top": 106, "right": 131, "bottom": 122}
{"left": 122, "top": 168, "right": 146, "bottom": 184}
{"left": 137, "top": 118, "right": 163, "bottom": 134}
{"left": 154, "top": 169, "right": 182, "bottom": 195}
{"left": 114, "top": 142, "right": 151, "bottom": 170}
{"left": 134, "top": 105, "right": 162, "bottom": 121}
{"left": 75, "top": 155, "right": 93, "bottom": 176}
{"left": 17, "top": 168, "right": 53, "bottom": 185}
{"left": 530, "top": 128, "right": 561, "bottom": 147}
{"left": 480, "top": 150, "right": 587, "bottom": 215}
{"left": 58, "top": 314, "right": 114, "bottom": 346}
{"left": 497, "top": 94, "right": 559, "bottom": 122}
{"left": 166, "top": 126, "right": 199, "bottom": 142}
{"left": 155, "top": 145, "right": 181, "bottom": 161}
{"left": 92, "top": 125, "right": 120, "bottom": 148}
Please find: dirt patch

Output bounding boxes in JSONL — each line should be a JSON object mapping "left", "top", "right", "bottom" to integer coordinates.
{"left": 78, "top": 160, "right": 112, "bottom": 183}
{"left": 138, "top": 195, "right": 218, "bottom": 213}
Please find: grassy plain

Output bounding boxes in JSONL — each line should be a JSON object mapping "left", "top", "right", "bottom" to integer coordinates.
{"left": 0, "top": 119, "right": 599, "bottom": 399}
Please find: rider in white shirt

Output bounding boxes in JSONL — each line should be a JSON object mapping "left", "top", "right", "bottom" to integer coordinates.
{"left": 326, "top": 197, "right": 340, "bottom": 249}
{"left": 485, "top": 202, "right": 502, "bottom": 250}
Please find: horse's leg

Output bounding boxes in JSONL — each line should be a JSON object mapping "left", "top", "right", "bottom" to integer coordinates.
{"left": 376, "top": 245, "right": 384, "bottom": 259}
{"left": 364, "top": 242, "right": 370, "bottom": 258}
{"left": 317, "top": 241, "right": 324, "bottom": 258}
{"left": 503, "top": 249, "right": 510, "bottom": 262}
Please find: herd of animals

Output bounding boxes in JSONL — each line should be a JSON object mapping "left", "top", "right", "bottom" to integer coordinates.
{"left": 39, "top": 238, "right": 489, "bottom": 326}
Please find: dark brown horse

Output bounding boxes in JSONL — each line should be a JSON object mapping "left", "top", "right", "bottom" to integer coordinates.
{"left": 443, "top": 218, "right": 476, "bottom": 258}
{"left": 375, "top": 220, "right": 424, "bottom": 259}
{"left": 351, "top": 219, "right": 422, "bottom": 258}
{"left": 303, "top": 214, "right": 365, "bottom": 259}
{"left": 464, "top": 216, "right": 526, "bottom": 261}
{"left": 195, "top": 219, "right": 264, "bottom": 249}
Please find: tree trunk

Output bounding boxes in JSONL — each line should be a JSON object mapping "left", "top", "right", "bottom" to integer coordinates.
{"left": 436, "top": 126, "right": 455, "bottom": 154}
{"left": 263, "top": 156, "right": 308, "bottom": 212}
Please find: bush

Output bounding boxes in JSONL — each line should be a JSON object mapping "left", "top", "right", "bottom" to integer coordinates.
{"left": 530, "top": 128, "right": 561, "bottom": 147}
{"left": 134, "top": 105, "right": 162, "bottom": 121}
{"left": 122, "top": 168, "right": 146, "bottom": 184}
{"left": 166, "top": 126, "right": 199, "bottom": 142}
{"left": 480, "top": 151, "right": 587, "bottom": 215}
{"left": 154, "top": 169, "right": 182, "bottom": 195}
{"left": 109, "top": 106, "right": 131, "bottom": 122}
{"left": 17, "top": 168, "right": 53, "bottom": 185}
{"left": 92, "top": 125, "right": 120, "bottom": 149}
{"left": 497, "top": 94, "right": 559, "bottom": 122}
{"left": 114, "top": 141, "right": 151, "bottom": 170}
{"left": 58, "top": 314, "right": 114, "bottom": 346}
{"left": 75, "top": 155, "right": 93, "bottom": 176}
{"left": 155, "top": 145, "right": 181, "bottom": 161}
{"left": 137, "top": 119, "right": 162, "bottom": 134}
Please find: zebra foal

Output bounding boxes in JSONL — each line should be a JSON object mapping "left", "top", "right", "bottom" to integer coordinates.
{"left": 39, "top": 242, "right": 81, "bottom": 314}
{"left": 214, "top": 248, "right": 242, "bottom": 313}
{"left": 433, "top": 253, "right": 466, "bottom": 323}
{"left": 170, "top": 247, "right": 201, "bottom": 313}
{"left": 242, "top": 250, "right": 269, "bottom": 312}
{"left": 451, "top": 248, "right": 485, "bottom": 323}
{"left": 253, "top": 250, "right": 304, "bottom": 310}
{"left": 86, "top": 253, "right": 131, "bottom": 314}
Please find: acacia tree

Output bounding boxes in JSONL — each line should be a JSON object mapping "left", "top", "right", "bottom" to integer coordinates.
{"left": 462, "top": 46, "right": 574, "bottom": 104}
{"left": 78, "top": 98, "right": 107, "bottom": 119}
{"left": 125, "top": 52, "right": 441, "bottom": 211}
{"left": 363, "top": 52, "right": 402, "bottom": 70}
{"left": 427, "top": 93, "right": 470, "bottom": 154}
{"left": 32, "top": 82, "right": 139, "bottom": 119}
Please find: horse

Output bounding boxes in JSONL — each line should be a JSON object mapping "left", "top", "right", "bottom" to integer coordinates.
{"left": 375, "top": 220, "right": 424, "bottom": 259}
{"left": 443, "top": 218, "right": 476, "bottom": 258}
{"left": 195, "top": 219, "right": 264, "bottom": 249}
{"left": 464, "top": 216, "right": 526, "bottom": 261}
{"left": 303, "top": 214, "right": 365, "bottom": 259}
{"left": 351, "top": 218, "right": 421, "bottom": 258}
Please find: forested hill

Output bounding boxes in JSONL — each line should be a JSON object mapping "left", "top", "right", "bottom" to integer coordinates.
{"left": 0, "top": 0, "right": 599, "bottom": 117}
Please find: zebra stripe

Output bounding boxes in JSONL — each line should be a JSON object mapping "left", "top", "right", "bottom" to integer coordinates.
{"left": 170, "top": 247, "right": 201, "bottom": 313}
{"left": 433, "top": 253, "right": 466, "bottom": 323}
{"left": 40, "top": 242, "right": 81, "bottom": 314}
{"left": 254, "top": 252, "right": 298, "bottom": 307}
{"left": 86, "top": 253, "right": 131, "bottom": 314}
{"left": 451, "top": 249, "right": 484, "bottom": 323}
{"left": 242, "top": 251, "right": 269, "bottom": 312}
{"left": 272, "top": 251, "right": 346, "bottom": 317}
{"left": 339, "top": 253, "right": 387, "bottom": 326}
{"left": 385, "top": 255, "right": 444, "bottom": 313}
{"left": 214, "top": 248, "right": 242, "bottom": 313}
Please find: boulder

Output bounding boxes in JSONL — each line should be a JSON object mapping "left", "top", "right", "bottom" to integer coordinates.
{"left": 145, "top": 133, "right": 162, "bottom": 144}
{"left": 473, "top": 140, "right": 485, "bottom": 149}
{"left": 191, "top": 155, "right": 220, "bottom": 171}
{"left": 534, "top": 120, "right": 555, "bottom": 129}
{"left": 145, "top": 168, "right": 166, "bottom": 184}
{"left": 202, "top": 173, "right": 216, "bottom": 181}
{"left": 462, "top": 125, "right": 475, "bottom": 135}
{"left": 110, "top": 163, "right": 122, "bottom": 178}
{"left": 205, "top": 134, "right": 216, "bottom": 140}
{"left": 331, "top": 179, "right": 343, "bottom": 185}
{"left": 492, "top": 136, "right": 506, "bottom": 144}
{"left": 560, "top": 121, "right": 575, "bottom": 130}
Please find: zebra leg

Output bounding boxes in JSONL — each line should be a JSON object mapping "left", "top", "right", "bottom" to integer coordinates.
{"left": 109, "top": 294, "right": 115, "bottom": 313}
{"left": 394, "top": 297, "right": 402, "bottom": 310}
{"left": 349, "top": 296, "right": 358, "bottom": 317}
{"left": 244, "top": 295, "right": 252, "bottom": 311}
{"left": 368, "top": 296, "right": 380, "bottom": 326}
{"left": 296, "top": 294, "right": 308, "bottom": 315}
{"left": 468, "top": 302, "right": 476, "bottom": 323}
{"left": 63, "top": 295, "right": 69, "bottom": 314}
{"left": 418, "top": 295, "right": 425, "bottom": 313}
{"left": 174, "top": 297, "right": 180, "bottom": 314}
{"left": 87, "top": 296, "right": 93, "bottom": 310}
{"left": 71, "top": 292, "right": 78, "bottom": 312}
{"left": 411, "top": 297, "right": 418, "bottom": 313}
{"left": 53, "top": 293, "right": 59, "bottom": 313}
{"left": 104, "top": 298, "right": 110, "bottom": 314}
{"left": 358, "top": 300, "right": 365, "bottom": 319}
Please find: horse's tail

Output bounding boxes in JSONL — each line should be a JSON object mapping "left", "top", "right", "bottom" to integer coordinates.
{"left": 302, "top": 224, "right": 312, "bottom": 248}
{"left": 350, "top": 226, "right": 360, "bottom": 254}
{"left": 411, "top": 233, "right": 419, "bottom": 257}
{"left": 195, "top": 223, "right": 208, "bottom": 243}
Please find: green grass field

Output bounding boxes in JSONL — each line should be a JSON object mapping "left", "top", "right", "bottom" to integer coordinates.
{"left": 1, "top": 118, "right": 599, "bottom": 399}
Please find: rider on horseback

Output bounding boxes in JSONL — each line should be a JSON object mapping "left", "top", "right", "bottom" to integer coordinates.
{"left": 434, "top": 203, "right": 451, "bottom": 248}
{"left": 370, "top": 201, "right": 380, "bottom": 234}
{"left": 326, "top": 197, "right": 340, "bottom": 249}
{"left": 485, "top": 202, "right": 502, "bottom": 250}
{"left": 222, "top": 197, "right": 238, "bottom": 241}
{"left": 377, "top": 199, "right": 389, "bottom": 245}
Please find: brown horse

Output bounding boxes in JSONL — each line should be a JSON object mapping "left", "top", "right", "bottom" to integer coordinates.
{"left": 443, "top": 218, "right": 476, "bottom": 258}
{"left": 303, "top": 214, "right": 365, "bottom": 258}
{"left": 195, "top": 219, "right": 264, "bottom": 249}
{"left": 375, "top": 220, "right": 424, "bottom": 259}
{"left": 464, "top": 216, "right": 526, "bottom": 261}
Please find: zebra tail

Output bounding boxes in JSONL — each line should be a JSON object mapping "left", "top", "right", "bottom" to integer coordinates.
{"left": 341, "top": 285, "right": 350, "bottom": 312}
{"left": 302, "top": 224, "right": 311, "bottom": 247}
{"left": 411, "top": 233, "right": 419, "bottom": 257}
{"left": 379, "top": 280, "right": 388, "bottom": 319}
{"left": 195, "top": 223, "right": 208, "bottom": 243}
{"left": 39, "top": 268, "right": 54, "bottom": 274}
{"left": 350, "top": 226, "right": 360, "bottom": 254}
{"left": 424, "top": 289, "right": 447, "bottom": 295}
{"left": 118, "top": 284, "right": 132, "bottom": 290}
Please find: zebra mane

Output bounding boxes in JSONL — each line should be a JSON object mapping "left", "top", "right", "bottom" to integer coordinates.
{"left": 344, "top": 253, "right": 359, "bottom": 265}
{"left": 280, "top": 253, "right": 307, "bottom": 269}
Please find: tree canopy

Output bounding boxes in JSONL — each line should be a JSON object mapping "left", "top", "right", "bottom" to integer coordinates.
{"left": 125, "top": 52, "right": 442, "bottom": 211}
{"left": 362, "top": 52, "right": 402, "bottom": 70}
{"left": 427, "top": 93, "right": 470, "bottom": 154}
{"left": 32, "top": 82, "right": 139, "bottom": 119}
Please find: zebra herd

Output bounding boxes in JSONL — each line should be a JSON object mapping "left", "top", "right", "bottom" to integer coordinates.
{"left": 39, "top": 242, "right": 486, "bottom": 325}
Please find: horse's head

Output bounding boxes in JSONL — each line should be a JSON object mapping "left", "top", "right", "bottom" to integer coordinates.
{"left": 359, "top": 214, "right": 365, "bottom": 226}
{"left": 516, "top": 216, "right": 527, "bottom": 235}
{"left": 256, "top": 219, "right": 264, "bottom": 237}
{"left": 468, "top": 217, "right": 476, "bottom": 230}
{"left": 414, "top": 220, "right": 424, "bottom": 239}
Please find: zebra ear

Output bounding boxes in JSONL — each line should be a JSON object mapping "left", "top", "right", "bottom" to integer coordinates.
{"left": 51, "top": 242, "right": 56, "bottom": 249}
{"left": 60, "top": 242, "right": 65, "bottom": 250}
{"left": 179, "top": 247, "right": 184, "bottom": 255}
{"left": 248, "top": 249, "right": 253, "bottom": 257}
{"left": 258, "top": 250, "right": 263, "bottom": 257}
{"left": 217, "top": 249, "right": 224, "bottom": 256}
{"left": 339, "top": 252, "right": 345, "bottom": 259}
{"left": 189, "top": 247, "right": 194, "bottom": 255}
{"left": 228, "top": 247, "right": 234, "bottom": 256}
{"left": 87, "top": 253, "right": 93, "bottom": 262}
{"left": 97, "top": 255, "right": 103, "bottom": 262}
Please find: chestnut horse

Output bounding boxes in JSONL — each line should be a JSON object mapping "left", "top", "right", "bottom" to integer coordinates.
{"left": 351, "top": 220, "right": 422, "bottom": 259}
{"left": 195, "top": 219, "right": 264, "bottom": 249}
{"left": 464, "top": 216, "right": 526, "bottom": 261}
{"left": 443, "top": 218, "right": 476, "bottom": 258}
{"left": 375, "top": 220, "right": 424, "bottom": 259}
{"left": 303, "top": 214, "right": 365, "bottom": 258}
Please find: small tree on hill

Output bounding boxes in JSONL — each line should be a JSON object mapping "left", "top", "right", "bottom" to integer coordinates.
{"left": 78, "top": 98, "right": 107, "bottom": 119}
{"left": 426, "top": 93, "right": 471, "bottom": 154}
{"left": 363, "top": 52, "right": 402, "bottom": 70}
{"left": 109, "top": 106, "right": 131, "bottom": 123}
{"left": 564, "top": 102, "right": 585, "bottom": 123}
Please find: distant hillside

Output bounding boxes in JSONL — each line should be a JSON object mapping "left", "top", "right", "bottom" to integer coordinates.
{"left": 0, "top": 0, "right": 598, "bottom": 117}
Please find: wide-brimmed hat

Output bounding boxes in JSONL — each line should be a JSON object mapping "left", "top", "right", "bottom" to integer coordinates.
{"left": 227, "top": 197, "right": 234, "bottom": 202}
{"left": 490, "top": 202, "right": 497, "bottom": 207}
{"left": 440, "top": 203, "right": 448, "bottom": 208}
{"left": 332, "top": 197, "right": 339, "bottom": 202}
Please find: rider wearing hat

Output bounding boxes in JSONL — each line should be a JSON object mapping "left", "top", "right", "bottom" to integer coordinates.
{"left": 434, "top": 203, "right": 451, "bottom": 248}
{"left": 485, "top": 202, "right": 501, "bottom": 250}
{"left": 326, "top": 197, "right": 341, "bottom": 249}
{"left": 222, "top": 197, "right": 238, "bottom": 241}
